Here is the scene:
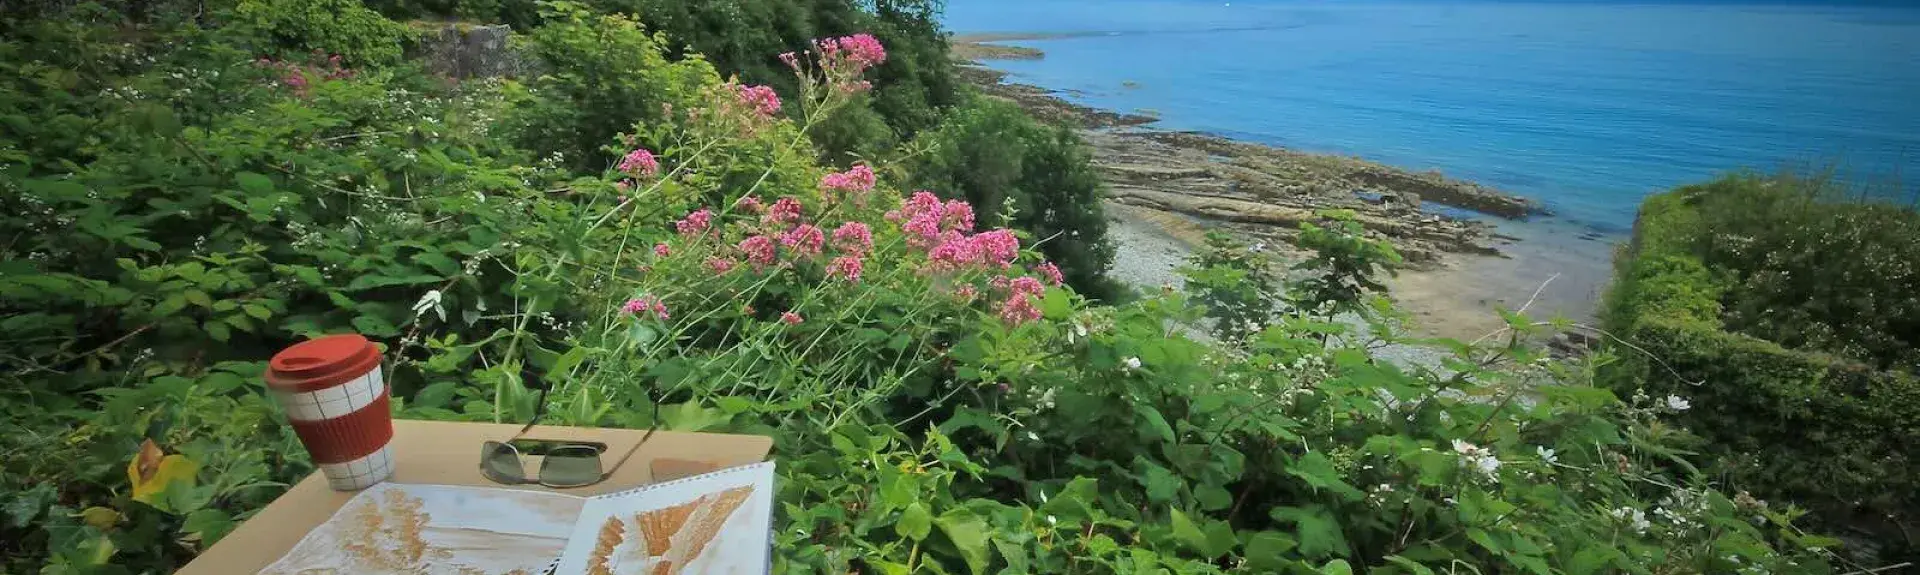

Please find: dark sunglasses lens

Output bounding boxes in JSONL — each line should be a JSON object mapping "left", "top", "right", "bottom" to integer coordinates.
{"left": 539, "top": 445, "right": 604, "bottom": 488}
{"left": 481, "top": 441, "right": 527, "bottom": 484}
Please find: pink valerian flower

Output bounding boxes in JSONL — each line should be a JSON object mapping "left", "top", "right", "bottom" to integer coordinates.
{"left": 618, "top": 148, "right": 660, "bottom": 177}
{"left": 826, "top": 255, "right": 864, "bottom": 282}
{"left": 902, "top": 191, "right": 944, "bottom": 220}
{"left": 735, "top": 195, "right": 765, "bottom": 214}
{"left": 780, "top": 311, "right": 804, "bottom": 325}
{"left": 622, "top": 295, "right": 669, "bottom": 320}
{"left": 779, "top": 224, "right": 826, "bottom": 256}
{"left": 706, "top": 257, "right": 738, "bottom": 273}
{"left": 989, "top": 275, "right": 1013, "bottom": 292}
{"left": 941, "top": 200, "right": 975, "bottom": 232}
{"left": 953, "top": 283, "right": 979, "bottom": 303}
{"left": 736, "top": 84, "right": 782, "bottom": 117}
{"left": 1009, "top": 276, "right": 1045, "bottom": 298}
{"left": 815, "top": 33, "right": 888, "bottom": 74}
{"left": 928, "top": 235, "right": 983, "bottom": 271}
{"left": 778, "top": 51, "right": 800, "bottom": 70}
{"left": 902, "top": 214, "right": 942, "bottom": 248}
{"left": 820, "top": 164, "right": 877, "bottom": 193}
{"left": 998, "top": 293, "right": 1042, "bottom": 325}
{"left": 675, "top": 208, "right": 714, "bottom": 237}
{"left": 831, "top": 222, "right": 873, "bottom": 254}
{"left": 1037, "top": 261, "right": 1065, "bottom": 286}
{"left": 971, "top": 229, "right": 1020, "bottom": 268}
{"left": 767, "top": 197, "right": 804, "bottom": 226}
{"left": 615, "top": 180, "right": 633, "bottom": 192}
{"left": 739, "top": 235, "right": 778, "bottom": 266}
{"left": 883, "top": 210, "right": 903, "bottom": 223}
{"left": 653, "top": 243, "right": 671, "bottom": 258}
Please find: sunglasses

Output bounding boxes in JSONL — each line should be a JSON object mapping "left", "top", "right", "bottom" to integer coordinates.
{"left": 480, "top": 373, "right": 659, "bottom": 488}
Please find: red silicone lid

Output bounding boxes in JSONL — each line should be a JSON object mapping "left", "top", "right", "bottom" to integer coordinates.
{"left": 265, "top": 334, "right": 381, "bottom": 392}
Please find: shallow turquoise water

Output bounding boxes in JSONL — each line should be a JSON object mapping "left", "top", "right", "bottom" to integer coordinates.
{"left": 946, "top": 0, "right": 1920, "bottom": 232}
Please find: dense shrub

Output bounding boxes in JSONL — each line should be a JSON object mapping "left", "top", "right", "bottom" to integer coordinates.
{"left": 1603, "top": 173, "right": 1920, "bottom": 563}
{"left": 1678, "top": 174, "right": 1920, "bottom": 372}
{"left": 0, "top": 5, "right": 1845, "bottom": 575}
{"left": 227, "top": 0, "right": 414, "bottom": 66}
{"left": 909, "top": 97, "right": 1120, "bottom": 299}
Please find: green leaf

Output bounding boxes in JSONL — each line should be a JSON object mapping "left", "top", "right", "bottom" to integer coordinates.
{"left": 412, "top": 252, "right": 461, "bottom": 276}
{"left": 236, "top": 172, "right": 274, "bottom": 194}
{"left": 182, "top": 509, "right": 236, "bottom": 545}
{"left": 351, "top": 314, "right": 400, "bottom": 337}
{"left": 1041, "top": 287, "right": 1072, "bottom": 319}
{"left": 1383, "top": 556, "right": 1436, "bottom": 575}
{"left": 1245, "top": 531, "right": 1297, "bottom": 570}
{"left": 1285, "top": 452, "right": 1364, "bottom": 501}
{"left": 935, "top": 511, "right": 993, "bottom": 575}
{"left": 1466, "top": 527, "right": 1502, "bottom": 555}
{"left": 153, "top": 294, "right": 189, "bottom": 317}
{"left": 897, "top": 502, "right": 932, "bottom": 541}
{"left": 1565, "top": 546, "right": 1615, "bottom": 575}
{"left": 346, "top": 274, "right": 443, "bottom": 291}
{"left": 4, "top": 483, "right": 54, "bottom": 528}
{"left": 204, "top": 320, "right": 231, "bottom": 342}
{"left": 1319, "top": 559, "right": 1353, "bottom": 575}
{"left": 1168, "top": 508, "right": 1208, "bottom": 555}
{"left": 1140, "top": 461, "right": 1180, "bottom": 504}
{"left": 1271, "top": 505, "right": 1346, "bottom": 560}
{"left": 242, "top": 304, "right": 272, "bottom": 320}
{"left": 1135, "top": 405, "right": 1175, "bottom": 443}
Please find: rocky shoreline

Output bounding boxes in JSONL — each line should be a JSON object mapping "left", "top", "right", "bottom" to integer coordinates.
{"left": 952, "top": 62, "right": 1541, "bottom": 267}
{"left": 952, "top": 39, "right": 1606, "bottom": 340}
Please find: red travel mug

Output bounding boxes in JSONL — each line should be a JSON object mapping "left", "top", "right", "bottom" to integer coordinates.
{"left": 265, "top": 334, "right": 395, "bottom": 491}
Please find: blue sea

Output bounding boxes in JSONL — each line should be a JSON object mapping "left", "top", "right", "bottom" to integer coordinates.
{"left": 945, "top": 0, "right": 1920, "bottom": 320}
{"left": 945, "top": 0, "right": 1920, "bottom": 233}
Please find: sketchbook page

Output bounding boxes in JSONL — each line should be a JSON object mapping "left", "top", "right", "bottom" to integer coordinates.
{"left": 554, "top": 461, "right": 777, "bottom": 575}
{"left": 257, "top": 483, "right": 586, "bottom": 575}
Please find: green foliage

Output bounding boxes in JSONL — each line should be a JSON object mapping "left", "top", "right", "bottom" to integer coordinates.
{"left": 510, "top": 3, "right": 719, "bottom": 171}
{"left": 227, "top": 0, "right": 413, "bottom": 66}
{"left": 1604, "top": 172, "right": 1920, "bottom": 563}
{"left": 1289, "top": 209, "right": 1403, "bottom": 316}
{"left": 1179, "top": 231, "right": 1283, "bottom": 344}
{"left": 0, "top": 5, "right": 1844, "bottom": 575}
{"left": 910, "top": 97, "right": 1121, "bottom": 299}
{"left": 1678, "top": 173, "right": 1919, "bottom": 371}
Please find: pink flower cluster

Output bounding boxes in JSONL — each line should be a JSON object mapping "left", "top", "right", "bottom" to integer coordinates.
{"left": 653, "top": 243, "right": 671, "bottom": 257}
{"left": 820, "top": 164, "right": 876, "bottom": 194}
{"left": 779, "top": 224, "right": 826, "bottom": 256}
{"left": 815, "top": 34, "right": 888, "bottom": 74}
{"left": 996, "top": 274, "right": 1047, "bottom": 325}
{"left": 927, "top": 229, "right": 1019, "bottom": 271}
{"left": 831, "top": 222, "right": 873, "bottom": 254}
{"left": 1037, "top": 261, "right": 1065, "bottom": 286}
{"left": 676, "top": 208, "right": 713, "bottom": 237}
{"left": 766, "top": 197, "right": 804, "bottom": 226}
{"left": 780, "top": 311, "right": 804, "bottom": 325}
{"left": 706, "top": 257, "right": 738, "bottom": 273}
{"left": 622, "top": 295, "right": 669, "bottom": 320}
{"left": 890, "top": 192, "right": 979, "bottom": 248}
{"left": 826, "top": 255, "right": 864, "bottom": 282}
{"left": 739, "top": 235, "right": 778, "bottom": 266}
{"left": 619, "top": 148, "right": 659, "bottom": 176}
{"left": 736, "top": 84, "right": 782, "bottom": 117}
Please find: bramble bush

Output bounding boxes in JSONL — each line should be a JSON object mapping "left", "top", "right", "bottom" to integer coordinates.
{"left": 0, "top": 3, "right": 1853, "bottom": 574}
{"left": 1603, "top": 173, "right": 1920, "bottom": 564}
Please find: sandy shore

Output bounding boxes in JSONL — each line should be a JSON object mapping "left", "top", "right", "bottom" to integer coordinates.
{"left": 955, "top": 38, "right": 1609, "bottom": 341}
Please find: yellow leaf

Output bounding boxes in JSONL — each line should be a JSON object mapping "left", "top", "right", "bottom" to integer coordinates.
{"left": 126, "top": 439, "right": 199, "bottom": 508}
{"left": 79, "top": 507, "right": 121, "bottom": 531}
